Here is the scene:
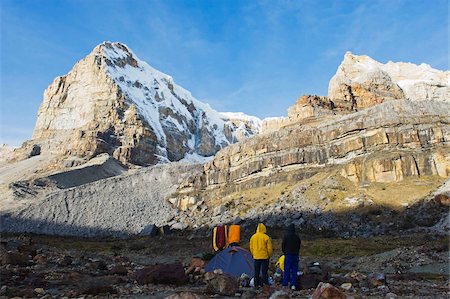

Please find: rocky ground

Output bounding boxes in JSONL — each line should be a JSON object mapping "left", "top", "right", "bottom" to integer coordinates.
{"left": 1, "top": 231, "right": 448, "bottom": 299}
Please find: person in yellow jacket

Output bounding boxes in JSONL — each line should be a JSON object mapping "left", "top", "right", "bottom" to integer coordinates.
{"left": 249, "top": 223, "right": 273, "bottom": 288}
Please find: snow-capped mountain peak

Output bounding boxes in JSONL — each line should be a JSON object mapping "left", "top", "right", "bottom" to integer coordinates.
{"left": 31, "top": 41, "right": 261, "bottom": 165}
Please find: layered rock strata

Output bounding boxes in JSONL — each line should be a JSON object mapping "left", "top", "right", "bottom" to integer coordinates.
{"left": 171, "top": 100, "right": 450, "bottom": 213}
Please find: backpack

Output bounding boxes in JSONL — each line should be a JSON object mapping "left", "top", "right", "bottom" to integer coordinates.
{"left": 228, "top": 224, "right": 241, "bottom": 245}
{"left": 213, "top": 225, "right": 228, "bottom": 251}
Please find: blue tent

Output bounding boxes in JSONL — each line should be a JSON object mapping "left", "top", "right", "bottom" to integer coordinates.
{"left": 205, "top": 246, "right": 254, "bottom": 278}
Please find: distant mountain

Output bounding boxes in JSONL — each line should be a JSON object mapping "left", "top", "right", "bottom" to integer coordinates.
{"left": 29, "top": 42, "right": 261, "bottom": 166}
{"left": 328, "top": 51, "right": 449, "bottom": 107}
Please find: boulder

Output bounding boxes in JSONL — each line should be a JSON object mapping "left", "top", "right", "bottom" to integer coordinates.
{"left": 28, "top": 145, "right": 41, "bottom": 157}
{"left": 134, "top": 263, "right": 188, "bottom": 285}
{"left": 185, "top": 257, "right": 207, "bottom": 275}
{"left": 0, "top": 251, "right": 30, "bottom": 266}
{"left": 109, "top": 265, "right": 128, "bottom": 275}
{"left": 204, "top": 271, "right": 239, "bottom": 296}
{"left": 78, "top": 276, "right": 118, "bottom": 295}
{"left": 312, "top": 282, "right": 346, "bottom": 299}
{"left": 299, "top": 273, "right": 323, "bottom": 289}
{"left": 140, "top": 224, "right": 159, "bottom": 237}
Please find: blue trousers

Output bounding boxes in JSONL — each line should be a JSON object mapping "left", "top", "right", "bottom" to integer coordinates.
{"left": 282, "top": 254, "right": 299, "bottom": 288}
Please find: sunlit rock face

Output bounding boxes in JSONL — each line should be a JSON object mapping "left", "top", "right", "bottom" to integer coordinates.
{"left": 30, "top": 42, "right": 261, "bottom": 166}
{"left": 328, "top": 52, "right": 449, "bottom": 108}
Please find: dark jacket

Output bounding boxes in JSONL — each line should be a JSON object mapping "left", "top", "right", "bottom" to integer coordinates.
{"left": 282, "top": 224, "right": 301, "bottom": 255}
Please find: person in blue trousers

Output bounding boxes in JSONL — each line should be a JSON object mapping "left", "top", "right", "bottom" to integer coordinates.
{"left": 281, "top": 224, "right": 301, "bottom": 290}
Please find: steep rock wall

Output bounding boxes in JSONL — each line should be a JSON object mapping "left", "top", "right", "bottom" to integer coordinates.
{"left": 172, "top": 100, "right": 450, "bottom": 213}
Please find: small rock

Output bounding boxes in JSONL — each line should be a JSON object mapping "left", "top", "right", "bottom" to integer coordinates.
{"left": 34, "top": 288, "right": 45, "bottom": 295}
{"left": 241, "top": 290, "right": 258, "bottom": 299}
{"left": 58, "top": 256, "right": 72, "bottom": 267}
{"left": 368, "top": 272, "right": 386, "bottom": 287}
{"left": 185, "top": 257, "right": 207, "bottom": 275}
{"left": 269, "top": 290, "right": 289, "bottom": 299}
{"left": 386, "top": 292, "right": 398, "bottom": 298}
{"left": 113, "top": 255, "right": 130, "bottom": 263}
{"left": 171, "top": 222, "right": 187, "bottom": 230}
{"left": 340, "top": 282, "right": 352, "bottom": 290}
{"left": 33, "top": 254, "right": 47, "bottom": 264}
{"left": 312, "top": 282, "right": 346, "bottom": 299}
{"left": 164, "top": 292, "right": 201, "bottom": 299}
{"left": 377, "top": 285, "right": 390, "bottom": 293}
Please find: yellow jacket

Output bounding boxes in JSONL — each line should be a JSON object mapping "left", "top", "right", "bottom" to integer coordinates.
{"left": 276, "top": 255, "right": 285, "bottom": 272}
{"left": 249, "top": 223, "right": 273, "bottom": 259}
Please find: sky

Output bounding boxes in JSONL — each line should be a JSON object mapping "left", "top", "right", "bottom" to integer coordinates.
{"left": 1, "top": 0, "right": 448, "bottom": 146}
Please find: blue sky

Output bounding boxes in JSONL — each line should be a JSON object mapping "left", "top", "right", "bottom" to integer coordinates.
{"left": 1, "top": 0, "right": 448, "bottom": 146}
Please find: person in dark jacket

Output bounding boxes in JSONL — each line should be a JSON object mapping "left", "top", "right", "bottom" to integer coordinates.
{"left": 281, "top": 224, "right": 301, "bottom": 290}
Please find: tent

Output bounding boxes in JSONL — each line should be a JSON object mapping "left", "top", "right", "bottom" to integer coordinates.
{"left": 205, "top": 246, "right": 254, "bottom": 278}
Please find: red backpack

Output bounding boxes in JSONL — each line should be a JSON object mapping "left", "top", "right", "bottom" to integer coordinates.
{"left": 213, "top": 225, "right": 228, "bottom": 251}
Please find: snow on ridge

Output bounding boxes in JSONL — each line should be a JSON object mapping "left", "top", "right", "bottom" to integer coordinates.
{"left": 343, "top": 51, "right": 449, "bottom": 85}
{"left": 220, "top": 112, "right": 262, "bottom": 124}
{"left": 179, "top": 152, "right": 215, "bottom": 164}
{"left": 97, "top": 41, "right": 260, "bottom": 161}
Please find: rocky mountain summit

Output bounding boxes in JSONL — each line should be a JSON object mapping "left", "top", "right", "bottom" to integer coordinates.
{"left": 15, "top": 42, "right": 261, "bottom": 167}
{"left": 328, "top": 51, "right": 449, "bottom": 108}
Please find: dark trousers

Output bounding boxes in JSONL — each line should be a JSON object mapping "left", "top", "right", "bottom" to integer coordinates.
{"left": 254, "top": 259, "right": 269, "bottom": 287}
{"left": 282, "top": 254, "right": 299, "bottom": 288}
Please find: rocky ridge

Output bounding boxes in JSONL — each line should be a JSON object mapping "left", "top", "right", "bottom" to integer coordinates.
{"left": 328, "top": 52, "right": 449, "bottom": 108}
{"left": 169, "top": 100, "right": 449, "bottom": 228}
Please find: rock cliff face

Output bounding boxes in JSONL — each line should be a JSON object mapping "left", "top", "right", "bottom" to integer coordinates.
{"left": 328, "top": 52, "right": 449, "bottom": 108}
{"left": 170, "top": 100, "right": 449, "bottom": 226}
{"left": 28, "top": 42, "right": 260, "bottom": 166}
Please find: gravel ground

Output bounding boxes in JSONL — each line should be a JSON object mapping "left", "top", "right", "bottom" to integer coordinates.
{"left": 0, "top": 162, "right": 202, "bottom": 237}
